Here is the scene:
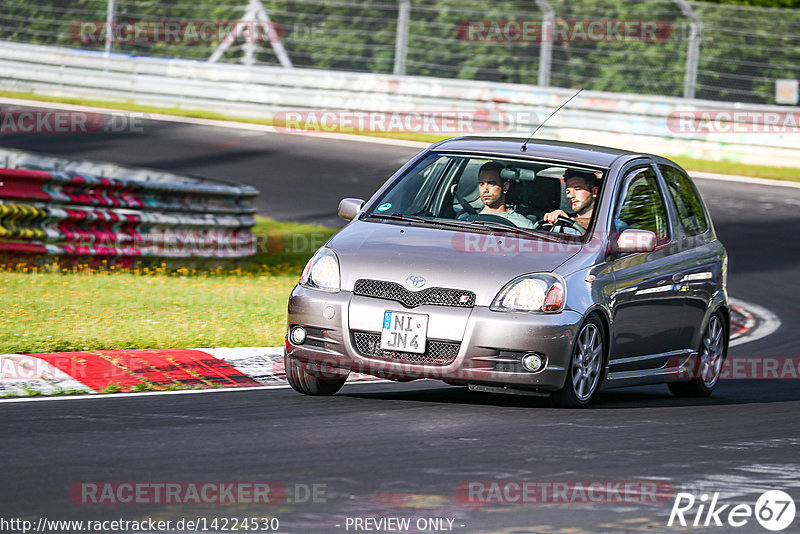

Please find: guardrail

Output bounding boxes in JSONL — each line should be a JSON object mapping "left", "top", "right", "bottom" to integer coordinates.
{"left": 0, "top": 41, "right": 799, "bottom": 168}
{"left": 0, "top": 148, "right": 258, "bottom": 263}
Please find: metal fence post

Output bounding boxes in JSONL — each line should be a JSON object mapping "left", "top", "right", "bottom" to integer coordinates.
{"left": 674, "top": 0, "right": 702, "bottom": 99}
{"left": 394, "top": 0, "right": 411, "bottom": 76}
{"left": 255, "top": 3, "right": 293, "bottom": 68}
{"left": 534, "top": 0, "right": 553, "bottom": 87}
{"left": 104, "top": 0, "right": 116, "bottom": 56}
{"left": 209, "top": 0, "right": 293, "bottom": 68}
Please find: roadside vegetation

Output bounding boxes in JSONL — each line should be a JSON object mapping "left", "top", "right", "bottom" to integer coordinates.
{"left": 0, "top": 217, "right": 336, "bottom": 354}
{"left": 3, "top": 0, "right": 797, "bottom": 103}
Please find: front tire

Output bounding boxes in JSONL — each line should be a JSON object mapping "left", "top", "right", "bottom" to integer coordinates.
{"left": 552, "top": 317, "right": 606, "bottom": 408}
{"left": 669, "top": 313, "right": 727, "bottom": 397}
{"left": 285, "top": 354, "right": 348, "bottom": 396}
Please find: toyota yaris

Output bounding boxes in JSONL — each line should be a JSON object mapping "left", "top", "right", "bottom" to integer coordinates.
{"left": 285, "top": 137, "right": 729, "bottom": 407}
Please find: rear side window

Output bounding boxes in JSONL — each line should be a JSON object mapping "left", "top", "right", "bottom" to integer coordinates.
{"left": 659, "top": 165, "right": 709, "bottom": 236}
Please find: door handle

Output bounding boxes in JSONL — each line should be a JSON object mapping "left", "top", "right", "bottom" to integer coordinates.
{"left": 672, "top": 273, "right": 685, "bottom": 284}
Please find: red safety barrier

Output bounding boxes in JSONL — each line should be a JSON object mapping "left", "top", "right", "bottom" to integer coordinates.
{"left": 0, "top": 155, "right": 259, "bottom": 262}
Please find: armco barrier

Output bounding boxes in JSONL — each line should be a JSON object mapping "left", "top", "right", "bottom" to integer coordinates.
{"left": 0, "top": 149, "right": 258, "bottom": 261}
{"left": 1, "top": 41, "right": 799, "bottom": 168}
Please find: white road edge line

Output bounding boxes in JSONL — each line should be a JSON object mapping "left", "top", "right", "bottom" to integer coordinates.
{"left": 1, "top": 383, "right": 281, "bottom": 403}
{"left": 0, "top": 378, "right": 392, "bottom": 404}
{"left": 0, "top": 97, "right": 429, "bottom": 149}
{"left": 729, "top": 297, "right": 782, "bottom": 347}
{"left": 690, "top": 171, "right": 800, "bottom": 190}
{"left": 4, "top": 96, "right": 800, "bottom": 188}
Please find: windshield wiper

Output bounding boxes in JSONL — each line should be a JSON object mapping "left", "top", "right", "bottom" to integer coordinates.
{"left": 364, "top": 213, "right": 431, "bottom": 224}
{"left": 365, "top": 213, "right": 566, "bottom": 242}
{"left": 467, "top": 220, "right": 564, "bottom": 242}
{"left": 364, "top": 213, "right": 467, "bottom": 230}
{"left": 366, "top": 213, "right": 496, "bottom": 232}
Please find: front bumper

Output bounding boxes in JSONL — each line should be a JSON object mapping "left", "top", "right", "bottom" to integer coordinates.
{"left": 286, "top": 285, "right": 584, "bottom": 392}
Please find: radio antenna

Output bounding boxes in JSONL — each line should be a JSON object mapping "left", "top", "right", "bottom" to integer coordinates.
{"left": 521, "top": 88, "right": 583, "bottom": 152}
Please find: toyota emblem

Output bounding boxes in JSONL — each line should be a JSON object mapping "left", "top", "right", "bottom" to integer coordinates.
{"left": 405, "top": 275, "right": 426, "bottom": 289}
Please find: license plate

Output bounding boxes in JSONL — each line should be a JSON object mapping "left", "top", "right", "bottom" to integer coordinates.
{"left": 380, "top": 311, "right": 428, "bottom": 354}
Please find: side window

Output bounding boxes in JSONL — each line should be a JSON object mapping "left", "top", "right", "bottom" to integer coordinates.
{"left": 659, "top": 165, "right": 709, "bottom": 236}
{"left": 616, "top": 167, "right": 670, "bottom": 243}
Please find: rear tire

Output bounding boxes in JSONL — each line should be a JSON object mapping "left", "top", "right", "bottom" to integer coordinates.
{"left": 551, "top": 316, "right": 606, "bottom": 408}
{"left": 669, "top": 313, "right": 727, "bottom": 398}
{"left": 285, "top": 354, "right": 347, "bottom": 396}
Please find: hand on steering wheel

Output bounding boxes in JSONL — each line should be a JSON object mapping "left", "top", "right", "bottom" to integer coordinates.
{"left": 532, "top": 215, "right": 586, "bottom": 233}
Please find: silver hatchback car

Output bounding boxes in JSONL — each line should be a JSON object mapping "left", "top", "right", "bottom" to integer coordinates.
{"left": 285, "top": 137, "right": 729, "bottom": 407}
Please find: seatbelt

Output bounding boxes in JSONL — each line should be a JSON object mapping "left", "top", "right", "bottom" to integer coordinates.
{"left": 451, "top": 183, "right": 478, "bottom": 216}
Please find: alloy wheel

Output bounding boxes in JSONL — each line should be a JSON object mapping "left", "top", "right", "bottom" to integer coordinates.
{"left": 699, "top": 315, "right": 725, "bottom": 388}
{"left": 571, "top": 323, "right": 603, "bottom": 401}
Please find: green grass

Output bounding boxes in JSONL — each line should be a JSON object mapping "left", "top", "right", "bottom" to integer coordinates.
{"left": 0, "top": 217, "right": 336, "bottom": 354}
{"left": 4, "top": 89, "right": 799, "bottom": 182}
{"left": 667, "top": 156, "right": 800, "bottom": 182}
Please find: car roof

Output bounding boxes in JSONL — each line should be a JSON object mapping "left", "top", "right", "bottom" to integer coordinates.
{"left": 432, "top": 136, "right": 645, "bottom": 168}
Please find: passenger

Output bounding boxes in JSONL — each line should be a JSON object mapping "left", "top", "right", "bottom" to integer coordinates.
{"left": 542, "top": 169, "right": 599, "bottom": 231}
{"left": 465, "top": 161, "right": 534, "bottom": 228}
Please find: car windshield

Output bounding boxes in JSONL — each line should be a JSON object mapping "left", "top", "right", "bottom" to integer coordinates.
{"left": 363, "top": 152, "right": 606, "bottom": 237}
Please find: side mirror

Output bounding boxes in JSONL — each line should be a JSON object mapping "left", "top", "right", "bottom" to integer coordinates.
{"left": 616, "top": 229, "right": 656, "bottom": 253}
{"left": 338, "top": 198, "right": 365, "bottom": 221}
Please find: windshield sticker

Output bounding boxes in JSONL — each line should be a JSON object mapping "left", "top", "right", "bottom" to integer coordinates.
{"left": 377, "top": 203, "right": 392, "bottom": 211}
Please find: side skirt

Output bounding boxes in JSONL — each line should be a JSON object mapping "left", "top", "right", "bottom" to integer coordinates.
{"left": 603, "top": 349, "right": 697, "bottom": 389}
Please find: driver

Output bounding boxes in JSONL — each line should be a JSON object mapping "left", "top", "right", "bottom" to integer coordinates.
{"left": 465, "top": 161, "right": 534, "bottom": 228}
{"left": 542, "top": 169, "right": 599, "bottom": 231}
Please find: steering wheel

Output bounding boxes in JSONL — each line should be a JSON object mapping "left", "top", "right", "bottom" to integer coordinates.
{"left": 463, "top": 213, "right": 519, "bottom": 228}
{"left": 531, "top": 215, "right": 586, "bottom": 234}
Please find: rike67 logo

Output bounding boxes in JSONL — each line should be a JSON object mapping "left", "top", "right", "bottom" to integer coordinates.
{"left": 668, "top": 490, "right": 796, "bottom": 531}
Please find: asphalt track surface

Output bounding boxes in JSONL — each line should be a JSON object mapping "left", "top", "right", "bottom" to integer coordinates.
{"left": 2, "top": 110, "right": 800, "bottom": 533}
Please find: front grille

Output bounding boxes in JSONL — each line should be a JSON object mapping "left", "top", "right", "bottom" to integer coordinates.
{"left": 353, "top": 279, "right": 475, "bottom": 308}
{"left": 352, "top": 331, "right": 459, "bottom": 365}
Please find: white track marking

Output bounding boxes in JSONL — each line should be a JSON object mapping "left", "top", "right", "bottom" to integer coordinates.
{"left": 691, "top": 171, "right": 800, "bottom": 190}
{"left": 203, "top": 346, "right": 284, "bottom": 385}
{"left": 0, "top": 354, "right": 92, "bottom": 396}
{"left": 729, "top": 298, "right": 782, "bottom": 347}
{"left": 0, "top": 383, "right": 284, "bottom": 403}
{"left": 0, "top": 97, "right": 428, "bottom": 148}
{"left": 5, "top": 96, "right": 800, "bottom": 186}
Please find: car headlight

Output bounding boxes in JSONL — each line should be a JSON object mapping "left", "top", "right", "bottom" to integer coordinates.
{"left": 300, "top": 247, "right": 340, "bottom": 292}
{"left": 491, "top": 273, "right": 565, "bottom": 313}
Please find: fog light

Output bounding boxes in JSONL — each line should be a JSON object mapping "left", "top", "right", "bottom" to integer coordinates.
{"left": 290, "top": 326, "right": 307, "bottom": 345}
{"left": 521, "top": 353, "right": 544, "bottom": 372}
